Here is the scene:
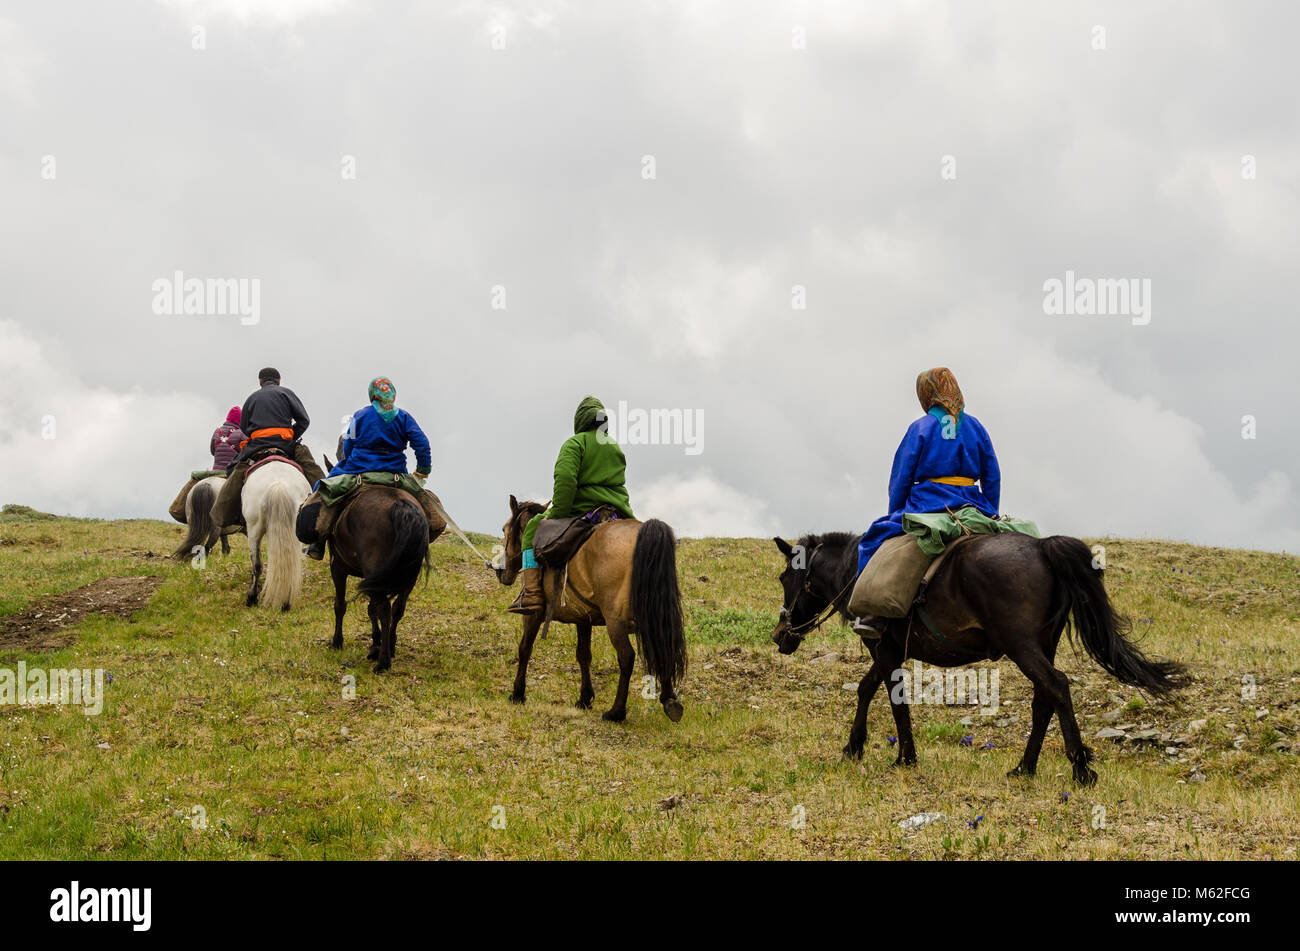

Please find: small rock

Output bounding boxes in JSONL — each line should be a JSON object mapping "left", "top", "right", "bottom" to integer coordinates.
{"left": 95, "top": 742, "right": 110, "bottom": 750}
{"left": 898, "top": 812, "right": 946, "bottom": 831}
{"left": 810, "top": 653, "right": 841, "bottom": 665}
{"left": 1165, "top": 747, "right": 1180, "bottom": 756}
{"left": 959, "top": 716, "right": 974, "bottom": 726}
{"left": 1232, "top": 735, "right": 1248, "bottom": 750}
{"left": 1101, "top": 709, "right": 1124, "bottom": 722}
{"left": 1256, "top": 709, "right": 1269, "bottom": 720}
{"left": 1188, "top": 718, "right": 1208, "bottom": 732}
{"left": 842, "top": 683, "right": 857, "bottom": 691}
{"left": 1095, "top": 727, "right": 1127, "bottom": 741}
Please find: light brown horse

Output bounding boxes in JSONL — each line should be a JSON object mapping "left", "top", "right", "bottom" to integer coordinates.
{"left": 497, "top": 496, "right": 687, "bottom": 723}
{"left": 325, "top": 487, "right": 430, "bottom": 672}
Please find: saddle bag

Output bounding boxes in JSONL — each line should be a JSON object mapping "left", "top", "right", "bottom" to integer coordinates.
{"left": 532, "top": 505, "right": 623, "bottom": 569}
{"left": 848, "top": 534, "right": 935, "bottom": 618}
{"left": 533, "top": 517, "right": 594, "bottom": 569}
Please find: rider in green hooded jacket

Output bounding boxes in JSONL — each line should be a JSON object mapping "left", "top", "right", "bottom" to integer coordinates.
{"left": 510, "top": 396, "right": 635, "bottom": 614}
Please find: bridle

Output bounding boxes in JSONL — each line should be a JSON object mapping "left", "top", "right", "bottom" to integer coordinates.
{"left": 778, "top": 543, "right": 857, "bottom": 641}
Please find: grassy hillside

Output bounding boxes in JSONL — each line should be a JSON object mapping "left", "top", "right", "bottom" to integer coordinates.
{"left": 0, "top": 504, "right": 1297, "bottom": 859}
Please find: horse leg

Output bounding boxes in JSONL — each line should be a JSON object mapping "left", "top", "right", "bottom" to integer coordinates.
{"left": 372, "top": 595, "right": 393, "bottom": 673}
{"left": 366, "top": 597, "right": 382, "bottom": 660}
{"left": 1009, "top": 682, "right": 1054, "bottom": 778}
{"left": 1005, "top": 645, "right": 1096, "bottom": 785}
{"left": 878, "top": 640, "right": 917, "bottom": 766}
{"left": 389, "top": 592, "right": 408, "bottom": 659}
{"left": 329, "top": 558, "right": 348, "bottom": 650}
{"left": 843, "top": 658, "right": 886, "bottom": 760}
{"left": 601, "top": 619, "right": 635, "bottom": 723}
{"left": 575, "top": 622, "right": 595, "bottom": 709}
{"left": 220, "top": 532, "right": 230, "bottom": 555}
{"left": 509, "top": 612, "right": 543, "bottom": 704}
{"left": 245, "top": 531, "right": 262, "bottom": 607}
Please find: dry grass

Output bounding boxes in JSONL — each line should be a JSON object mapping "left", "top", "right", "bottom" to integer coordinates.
{"left": 0, "top": 508, "right": 1296, "bottom": 859}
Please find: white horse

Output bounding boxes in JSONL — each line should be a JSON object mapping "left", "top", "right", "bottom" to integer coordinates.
{"left": 241, "top": 458, "right": 311, "bottom": 610}
{"left": 172, "top": 475, "right": 229, "bottom": 560}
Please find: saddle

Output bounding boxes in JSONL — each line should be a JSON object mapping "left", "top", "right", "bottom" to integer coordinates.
{"left": 533, "top": 505, "right": 623, "bottom": 569}
{"left": 849, "top": 533, "right": 979, "bottom": 619}
{"left": 246, "top": 451, "right": 302, "bottom": 477}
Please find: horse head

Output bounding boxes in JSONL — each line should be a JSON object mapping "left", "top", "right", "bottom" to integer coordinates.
{"left": 771, "top": 533, "right": 853, "bottom": 654}
{"left": 498, "top": 494, "right": 547, "bottom": 585}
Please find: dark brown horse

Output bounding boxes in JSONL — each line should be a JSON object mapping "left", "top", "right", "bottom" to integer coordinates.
{"left": 326, "top": 487, "right": 430, "bottom": 672}
{"left": 771, "top": 531, "right": 1187, "bottom": 785}
{"left": 497, "top": 496, "right": 687, "bottom": 723}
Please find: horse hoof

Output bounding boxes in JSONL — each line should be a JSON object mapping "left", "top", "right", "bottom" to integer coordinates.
{"left": 509, "top": 692, "right": 525, "bottom": 704}
{"left": 366, "top": 647, "right": 380, "bottom": 661}
{"left": 1008, "top": 763, "right": 1035, "bottom": 778}
{"left": 842, "top": 743, "right": 864, "bottom": 761}
{"left": 601, "top": 709, "right": 626, "bottom": 723}
{"left": 575, "top": 696, "right": 592, "bottom": 710}
{"left": 328, "top": 640, "right": 342, "bottom": 651}
{"left": 372, "top": 663, "right": 389, "bottom": 674}
{"left": 245, "top": 597, "right": 257, "bottom": 608}
{"left": 663, "top": 699, "right": 684, "bottom": 723}
{"left": 1075, "top": 767, "right": 1098, "bottom": 787}
{"left": 280, "top": 603, "right": 291, "bottom": 613}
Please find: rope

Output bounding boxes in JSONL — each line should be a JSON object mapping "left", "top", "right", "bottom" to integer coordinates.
{"left": 425, "top": 494, "right": 497, "bottom": 569}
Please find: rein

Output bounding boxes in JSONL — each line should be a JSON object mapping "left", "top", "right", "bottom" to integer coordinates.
{"left": 780, "top": 544, "right": 859, "bottom": 641}
{"left": 426, "top": 494, "right": 496, "bottom": 569}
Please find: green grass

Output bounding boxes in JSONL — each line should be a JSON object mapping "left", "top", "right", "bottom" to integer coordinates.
{"left": 0, "top": 509, "right": 1297, "bottom": 859}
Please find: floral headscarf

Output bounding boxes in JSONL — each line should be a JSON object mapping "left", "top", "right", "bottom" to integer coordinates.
{"left": 369, "top": 377, "right": 398, "bottom": 423}
{"left": 916, "top": 367, "right": 964, "bottom": 420}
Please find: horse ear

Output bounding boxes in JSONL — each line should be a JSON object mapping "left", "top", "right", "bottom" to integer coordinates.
{"left": 509, "top": 494, "right": 518, "bottom": 512}
{"left": 773, "top": 537, "right": 794, "bottom": 558}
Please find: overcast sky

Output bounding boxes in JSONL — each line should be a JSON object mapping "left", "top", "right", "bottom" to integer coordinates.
{"left": 1, "top": 0, "right": 1297, "bottom": 552}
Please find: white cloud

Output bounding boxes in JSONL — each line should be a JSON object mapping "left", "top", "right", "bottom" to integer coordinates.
{"left": 635, "top": 471, "right": 778, "bottom": 539}
{"left": 0, "top": 321, "right": 216, "bottom": 519}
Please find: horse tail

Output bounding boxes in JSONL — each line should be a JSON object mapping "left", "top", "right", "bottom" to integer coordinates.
{"left": 359, "top": 497, "right": 429, "bottom": 597}
{"left": 261, "top": 481, "right": 303, "bottom": 610}
{"left": 1040, "top": 535, "right": 1187, "bottom": 695}
{"left": 172, "top": 481, "right": 216, "bottom": 559}
{"left": 629, "top": 519, "right": 687, "bottom": 713}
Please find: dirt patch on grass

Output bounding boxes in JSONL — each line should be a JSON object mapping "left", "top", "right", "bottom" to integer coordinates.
{"left": 0, "top": 576, "right": 162, "bottom": 651}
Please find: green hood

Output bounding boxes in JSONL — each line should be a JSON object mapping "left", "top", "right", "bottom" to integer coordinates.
{"left": 573, "top": 396, "right": 606, "bottom": 434}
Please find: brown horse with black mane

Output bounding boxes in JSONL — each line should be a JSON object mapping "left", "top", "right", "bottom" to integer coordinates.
{"left": 324, "top": 487, "right": 430, "bottom": 672}
{"left": 497, "top": 496, "right": 687, "bottom": 723}
{"left": 771, "top": 531, "right": 1188, "bottom": 785}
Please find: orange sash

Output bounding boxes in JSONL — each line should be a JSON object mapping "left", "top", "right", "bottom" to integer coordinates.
{"left": 239, "top": 427, "right": 294, "bottom": 450}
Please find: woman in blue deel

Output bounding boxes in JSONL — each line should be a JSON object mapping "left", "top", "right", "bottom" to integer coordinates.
{"left": 854, "top": 367, "right": 1001, "bottom": 634}
{"left": 301, "top": 376, "right": 441, "bottom": 559}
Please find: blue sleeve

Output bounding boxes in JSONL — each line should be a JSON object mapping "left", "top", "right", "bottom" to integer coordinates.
{"left": 340, "top": 410, "right": 361, "bottom": 464}
{"left": 887, "top": 421, "right": 924, "bottom": 513}
{"left": 980, "top": 424, "right": 1001, "bottom": 511}
{"left": 404, "top": 412, "right": 432, "bottom": 475}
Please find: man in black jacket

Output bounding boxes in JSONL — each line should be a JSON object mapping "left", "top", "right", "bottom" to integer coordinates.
{"left": 211, "top": 367, "right": 326, "bottom": 530}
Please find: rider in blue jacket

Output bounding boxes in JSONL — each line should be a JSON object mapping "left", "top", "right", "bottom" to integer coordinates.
{"left": 855, "top": 367, "right": 1001, "bottom": 634}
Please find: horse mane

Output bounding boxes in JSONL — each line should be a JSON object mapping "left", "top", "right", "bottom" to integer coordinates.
{"left": 796, "top": 530, "right": 858, "bottom": 553}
